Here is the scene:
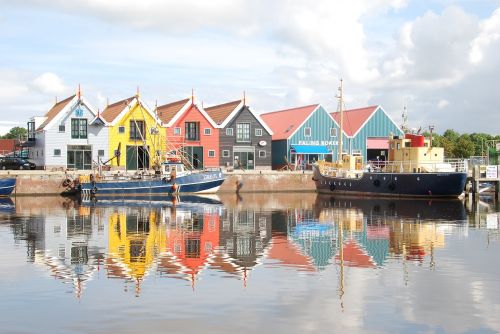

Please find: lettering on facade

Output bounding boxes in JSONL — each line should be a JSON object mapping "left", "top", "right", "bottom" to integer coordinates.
{"left": 297, "top": 140, "right": 339, "bottom": 146}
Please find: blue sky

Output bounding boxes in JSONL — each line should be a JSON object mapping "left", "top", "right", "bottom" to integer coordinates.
{"left": 1, "top": 0, "right": 500, "bottom": 134}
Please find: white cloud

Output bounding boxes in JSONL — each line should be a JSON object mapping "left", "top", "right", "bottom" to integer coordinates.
{"left": 470, "top": 8, "right": 500, "bottom": 64}
{"left": 437, "top": 99, "right": 449, "bottom": 109}
{"left": 31, "top": 72, "right": 68, "bottom": 95}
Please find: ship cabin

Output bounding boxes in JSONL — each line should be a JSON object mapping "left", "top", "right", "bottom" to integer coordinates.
{"left": 161, "top": 161, "right": 189, "bottom": 179}
{"left": 340, "top": 153, "right": 364, "bottom": 171}
{"left": 387, "top": 134, "right": 446, "bottom": 173}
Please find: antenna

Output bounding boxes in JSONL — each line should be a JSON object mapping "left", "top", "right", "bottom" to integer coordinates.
{"left": 136, "top": 86, "right": 140, "bottom": 98}
{"left": 77, "top": 84, "right": 81, "bottom": 100}
{"left": 336, "top": 78, "right": 344, "bottom": 164}
{"left": 401, "top": 105, "right": 408, "bottom": 133}
{"left": 243, "top": 90, "right": 246, "bottom": 105}
{"left": 191, "top": 88, "right": 195, "bottom": 104}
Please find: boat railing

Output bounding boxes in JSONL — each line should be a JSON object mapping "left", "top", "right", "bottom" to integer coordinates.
{"left": 374, "top": 159, "right": 467, "bottom": 173}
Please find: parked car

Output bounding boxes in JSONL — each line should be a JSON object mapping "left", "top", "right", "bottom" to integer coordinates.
{"left": 0, "top": 157, "right": 36, "bottom": 170}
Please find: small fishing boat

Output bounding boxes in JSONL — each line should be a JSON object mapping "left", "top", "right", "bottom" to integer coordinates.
{"left": 0, "top": 178, "right": 16, "bottom": 196}
{"left": 79, "top": 159, "right": 225, "bottom": 197}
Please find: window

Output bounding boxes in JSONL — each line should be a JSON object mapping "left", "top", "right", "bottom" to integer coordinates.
{"left": 130, "top": 120, "right": 145, "bottom": 140}
{"left": 255, "top": 128, "right": 263, "bottom": 136}
{"left": 226, "top": 128, "right": 233, "bottom": 136}
{"left": 185, "top": 122, "right": 200, "bottom": 141}
{"left": 304, "top": 127, "right": 311, "bottom": 137}
{"left": 27, "top": 121, "right": 35, "bottom": 141}
{"left": 59, "top": 125, "right": 65, "bottom": 132}
{"left": 259, "top": 150, "right": 266, "bottom": 158}
{"left": 71, "top": 119, "right": 87, "bottom": 139}
{"left": 330, "top": 128, "right": 337, "bottom": 137}
{"left": 118, "top": 126, "right": 125, "bottom": 133}
{"left": 98, "top": 150, "right": 105, "bottom": 157}
{"left": 236, "top": 123, "right": 250, "bottom": 142}
{"left": 397, "top": 143, "right": 401, "bottom": 150}
{"left": 54, "top": 149, "right": 61, "bottom": 156}
{"left": 174, "top": 127, "right": 181, "bottom": 135}
{"left": 222, "top": 150, "right": 230, "bottom": 158}
{"left": 208, "top": 150, "right": 216, "bottom": 157}
{"left": 204, "top": 128, "right": 211, "bottom": 135}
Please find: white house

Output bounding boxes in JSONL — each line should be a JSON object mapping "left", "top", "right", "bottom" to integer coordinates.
{"left": 28, "top": 91, "right": 109, "bottom": 170}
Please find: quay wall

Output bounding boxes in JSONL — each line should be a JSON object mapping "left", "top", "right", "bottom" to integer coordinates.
{"left": 0, "top": 170, "right": 316, "bottom": 195}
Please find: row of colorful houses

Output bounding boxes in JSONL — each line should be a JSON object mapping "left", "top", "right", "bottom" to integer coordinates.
{"left": 26, "top": 88, "right": 403, "bottom": 170}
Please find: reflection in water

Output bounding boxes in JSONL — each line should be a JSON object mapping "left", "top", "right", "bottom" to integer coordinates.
{"left": 2, "top": 194, "right": 475, "bottom": 298}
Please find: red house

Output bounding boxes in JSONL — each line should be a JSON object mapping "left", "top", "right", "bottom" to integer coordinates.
{"left": 157, "top": 97, "right": 219, "bottom": 169}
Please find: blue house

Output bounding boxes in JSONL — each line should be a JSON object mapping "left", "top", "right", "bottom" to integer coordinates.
{"left": 331, "top": 105, "right": 403, "bottom": 163}
{"left": 261, "top": 104, "right": 347, "bottom": 169}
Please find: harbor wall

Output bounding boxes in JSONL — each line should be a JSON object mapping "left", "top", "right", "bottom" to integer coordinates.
{"left": 1, "top": 170, "right": 316, "bottom": 195}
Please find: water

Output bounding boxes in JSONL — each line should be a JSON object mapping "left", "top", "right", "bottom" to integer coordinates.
{"left": 0, "top": 193, "right": 499, "bottom": 334}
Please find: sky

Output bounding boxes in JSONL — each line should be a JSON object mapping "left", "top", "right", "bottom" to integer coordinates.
{"left": 1, "top": 0, "right": 500, "bottom": 135}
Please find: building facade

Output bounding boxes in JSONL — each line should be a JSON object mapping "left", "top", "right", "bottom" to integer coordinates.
{"left": 101, "top": 95, "right": 166, "bottom": 170}
{"left": 205, "top": 100, "right": 273, "bottom": 170}
{"left": 27, "top": 93, "right": 108, "bottom": 170}
{"left": 261, "top": 104, "right": 345, "bottom": 169}
{"left": 331, "top": 105, "right": 403, "bottom": 162}
{"left": 158, "top": 98, "right": 219, "bottom": 169}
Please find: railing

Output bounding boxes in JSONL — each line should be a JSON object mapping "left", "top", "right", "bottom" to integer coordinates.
{"left": 370, "top": 159, "right": 467, "bottom": 173}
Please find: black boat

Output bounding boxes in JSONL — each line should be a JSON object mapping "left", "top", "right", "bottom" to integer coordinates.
{"left": 313, "top": 81, "right": 467, "bottom": 198}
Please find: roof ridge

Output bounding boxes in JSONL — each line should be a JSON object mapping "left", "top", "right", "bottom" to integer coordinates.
{"left": 157, "top": 98, "right": 190, "bottom": 109}
{"left": 105, "top": 96, "right": 135, "bottom": 109}
{"left": 204, "top": 99, "right": 242, "bottom": 110}
{"left": 261, "top": 103, "right": 319, "bottom": 116}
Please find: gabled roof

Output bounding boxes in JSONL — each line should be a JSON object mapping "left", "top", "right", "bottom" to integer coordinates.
{"left": 330, "top": 105, "right": 379, "bottom": 137}
{"left": 101, "top": 96, "right": 160, "bottom": 126}
{"left": 261, "top": 104, "right": 319, "bottom": 140}
{"left": 161, "top": 97, "right": 218, "bottom": 128}
{"left": 205, "top": 100, "right": 243, "bottom": 125}
{"left": 156, "top": 98, "right": 191, "bottom": 125}
{"left": 100, "top": 97, "right": 136, "bottom": 124}
{"left": 37, "top": 95, "right": 76, "bottom": 130}
{"left": 205, "top": 99, "right": 274, "bottom": 134}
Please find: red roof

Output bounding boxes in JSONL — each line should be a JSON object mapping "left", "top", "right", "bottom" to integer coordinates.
{"left": 38, "top": 95, "right": 76, "bottom": 130}
{"left": 335, "top": 240, "right": 375, "bottom": 268}
{"left": 331, "top": 105, "right": 378, "bottom": 137}
{"left": 157, "top": 98, "right": 190, "bottom": 125}
{"left": 101, "top": 96, "right": 135, "bottom": 123}
{"left": 267, "top": 235, "right": 316, "bottom": 272}
{"left": 261, "top": 104, "right": 319, "bottom": 140}
{"left": 205, "top": 100, "right": 242, "bottom": 125}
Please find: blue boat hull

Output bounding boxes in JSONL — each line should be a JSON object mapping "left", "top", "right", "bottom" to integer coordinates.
{"left": 313, "top": 165, "right": 467, "bottom": 198}
{"left": 0, "top": 178, "right": 16, "bottom": 196}
{"left": 81, "top": 171, "right": 225, "bottom": 196}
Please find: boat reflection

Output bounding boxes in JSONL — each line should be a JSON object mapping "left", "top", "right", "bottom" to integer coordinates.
{"left": 5, "top": 193, "right": 470, "bottom": 297}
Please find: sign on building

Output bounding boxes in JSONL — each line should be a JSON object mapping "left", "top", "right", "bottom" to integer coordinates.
{"left": 486, "top": 165, "right": 498, "bottom": 179}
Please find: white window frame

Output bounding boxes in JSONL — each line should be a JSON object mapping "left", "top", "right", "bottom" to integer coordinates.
{"left": 54, "top": 149, "right": 61, "bottom": 156}
{"left": 204, "top": 128, "right": 212, "bottom": 135}
{"left": 258, "top": 150, "right": 266, "bottom": 158}
{"left": 173, "top": 127, "right": 181, "bottom": 135}
{"left": 118, "top": 126, "right": 125, "bottom": 134}
{"left": 304, "top": 127, "right": 311, "bottom": 137}
{"left": 255, "top": 128, "right": 263, "bottom": 136}
{"left": 330, "top": 128, "right": 337, "bottom": 137}
{"left": 222, "top": 150, "right": 230, "bottom": 158}
{"left": 208, "top": 150, "right": 216, "bottom": 158}
{"left": 226, "top": 128, "right": 233, "bottom": 136}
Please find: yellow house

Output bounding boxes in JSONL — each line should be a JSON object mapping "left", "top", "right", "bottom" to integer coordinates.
{"left": 107, "top": 209, "right": 167, "bottom": 282}
{"left": 101, "top": 95, "right": 166, "bottom": 170}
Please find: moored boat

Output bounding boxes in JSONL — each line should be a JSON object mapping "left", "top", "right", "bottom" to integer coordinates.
{"left": 312, "top": 81, "right": 467, "bottom": 198}
{"left": 0, "top": 178, "right": 16, "bottom": 196}
{"left": 80, "top": 160, "right": 225, "bottom": 197}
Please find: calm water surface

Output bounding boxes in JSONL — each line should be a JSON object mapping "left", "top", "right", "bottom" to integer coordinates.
{"left": 0, "top": 193, "right": 499, "bottom": 334}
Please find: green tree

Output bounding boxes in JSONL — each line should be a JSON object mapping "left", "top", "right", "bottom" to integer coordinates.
{"left": 1, "top": 126, "right": 27, "bottom": 140}
{"left": 452, "top": 134, "right": 475, "bottom": 158}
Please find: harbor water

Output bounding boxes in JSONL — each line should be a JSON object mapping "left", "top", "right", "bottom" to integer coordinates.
{"left": 0, "top": 193, "right": 499, "bottom": 334}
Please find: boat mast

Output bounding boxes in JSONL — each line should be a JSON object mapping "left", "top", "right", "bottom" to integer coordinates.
{"left": 337, "top": 79, "right": 344, "bottom": 163}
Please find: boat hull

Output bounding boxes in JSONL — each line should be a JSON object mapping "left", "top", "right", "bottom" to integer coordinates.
{"left": 81, "top": 171, "right": 225, "bottom": 196}
{"left": 312, "top": 165, "right": 467, "bottom": 198}
{"left": 0, "top": 178, "right": 16, "bottom": 196}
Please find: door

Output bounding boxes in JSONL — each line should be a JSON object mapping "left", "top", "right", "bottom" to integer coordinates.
{"left": 183, "top": 146, "right": 204, "bottom": 170}
{"left": 126, "top": 145, "right": 150, "bottom": 170}
{"left": 234, "top": 148, "right": 255, "bottom": 170}
{"left": 126, "top": 146, "right": 138, "bottom": 170}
